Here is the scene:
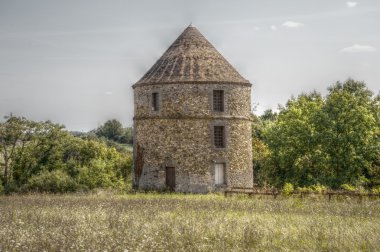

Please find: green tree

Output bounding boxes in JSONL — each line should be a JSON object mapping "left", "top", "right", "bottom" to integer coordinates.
{"left": 0, "top": 116, "right": 133, "bottom": 193}
{"left": 96, "top": 119, "right": 125, "bottom": 142}
{"left": 11, "top": 120, "right": 66, "bottom": 187}
{"left": 264, "top": 91, "right": 326, "bottom": 186}
{"left": 260, "top": 109, "right": 278, "bottom": 122}
{"left": 252, "top": 113, "right": 275, "bottom": 186}
{"left": 0, "top": 115, "right": 33, "bottom": 186}
{"left": 320, "top": 79, "right": 380, "bottom": 187}
{"left": 260, "top": 79, "right": 380, "bottom": 189}
{"left": 120, "top": 127, "right": 133, "bottom": 144}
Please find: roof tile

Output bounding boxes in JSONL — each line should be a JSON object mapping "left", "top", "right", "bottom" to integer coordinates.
{"left": 135, "top": 26, "right": 249, "bottom": 85}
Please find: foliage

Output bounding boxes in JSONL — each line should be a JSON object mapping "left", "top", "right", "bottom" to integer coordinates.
{"left": 95, "top": 119, "right": 133, "bottom": 144}
{"left": 257, "top": 79, "right": 380, "bottom": 189}
{"left": 341, "top": 184, "right": 356, "bottom": 192}
{"left": 0, "top": 116, "right": 133, "bottom": 193}
{"left": 260, "top": 109, "right": 278, "bottom": 122}
{"left": 371, "top": 186, "right": 380, "bottom": 194}
{"left": 121, "top": 127, "right": 133, "bottom": 144}
{"left": 282, "top": 182, "right": 294, "bottom": 195}
{"left": 251, "top": 113, "right": 275, "bottom": 185}
{"left": 27, "top": 170, "right": 78, "bottom": 193}
{"left": 0, "top": 115, "right": 34, "bottom": 185}
{"left": 264, "top": 92, "right": 327, "bottom": 186}
{"left": 310, "top": 183, "right": 328, "bottom": 193}
{"left": 296, "top": 186, "right": 311, "bottom": 193}
{"left": 320, "top": 79, "right": 380, "bottom": 187}
{"left": 252, "top": 138, "right": 272, "bottom": 185}
{"left": 297, "top": 184, "right": 328, "bottom": 194}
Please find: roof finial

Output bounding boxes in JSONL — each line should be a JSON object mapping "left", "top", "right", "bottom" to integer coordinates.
{"left": 188, "top": 22, "right": 192, "bottom": 27}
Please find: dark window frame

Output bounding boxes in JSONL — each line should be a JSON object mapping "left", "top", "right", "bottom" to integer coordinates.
{"left": 213, "top": 90, "right": 224, "bottom": 112}
{"left": 152, "top": 92, "right": 159, "bottom": 111}
{"left": 214, "top": 125, "right": 225, "bottom": 148}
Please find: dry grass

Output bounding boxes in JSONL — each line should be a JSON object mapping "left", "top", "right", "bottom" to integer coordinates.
{"left": 0, "top": 193, "right": 379, "bottom": 251}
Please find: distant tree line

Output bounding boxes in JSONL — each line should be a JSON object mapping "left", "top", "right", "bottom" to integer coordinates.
{"left": 0, "top": 117, "right": 132, "bottom": 194}
{"left": 93, "top": 119, "right": 133, "bottom": 144}
{"left": 253, "top": 79, "right": 380, "bottom": 191}
{"left": 72, "top": 119, "right": 133, "bottom": 146}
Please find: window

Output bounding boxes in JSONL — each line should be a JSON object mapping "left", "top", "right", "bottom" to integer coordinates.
{"left": 152, "top": 92, "right": 159, "bottom": 111}
{"left": 214, "top": 126, "right": 225, "bottom": 148}
{"left": 215, "top": 163, "right": 225, "bottom": 185}
{"left": 213, "top": 90, "right": 224, "bottom": 112}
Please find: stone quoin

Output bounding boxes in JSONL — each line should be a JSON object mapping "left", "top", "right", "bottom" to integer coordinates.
{"left": 132, "top": 25, "right": 253, "bottom": 193}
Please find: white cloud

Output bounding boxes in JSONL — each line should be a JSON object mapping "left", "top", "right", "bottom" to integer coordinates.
{"left": 340, "top": 44, "right": 377, "bottom": 53}
{"left": 270, "top": 25, "right": 277, "bottom": 31}
{"left": 105, "top": 91, "right": 113, "bottom": 95}
{"left": 282, "top": 21, "right": 304, "bottom": 28}
{"left": 346, "top": 1, "right": 358, "bottom": 8}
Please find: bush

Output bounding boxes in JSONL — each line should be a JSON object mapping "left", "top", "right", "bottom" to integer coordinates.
{"left": 310, "top": 184, "right": 328, "bottom": 194}
{"left": 282, "top": 183, "right": 294, "bottom": 195}
{"left": 297, "top": 186, "right": 312, "bottom": 193}
{"left": 27, "top": 170, "right": 78, "bottom": 193}
{"left": 297, "top": 184, "right": 329, "bottom": 194}
{"left": 8, "top": 121, "right": 131, "bottom": 192}
{"left": 76, "top": 159, "right": 125, "bottom": 190}
{"left": 4, "top": 181, "right": 20, "bottom": 194}
{"left": 355, "top": 175, "right": 370, "bottom": 187}
{"left": 371, "top": 186, "right": 380, "bottom": 194}
{"left": 341, "top": 184, "right": 356, "bottom": 192}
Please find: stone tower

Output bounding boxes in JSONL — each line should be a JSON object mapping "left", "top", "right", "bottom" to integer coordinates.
{"left": 133, "top": 26, "right": 253, "bottom": 193}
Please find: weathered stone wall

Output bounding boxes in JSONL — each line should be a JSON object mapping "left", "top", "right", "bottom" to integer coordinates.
{"left": 133, "top": 83, "right": 253, "bottom": 193}
{"left": 134, "top": 83, "right": 251, "bottom": 118}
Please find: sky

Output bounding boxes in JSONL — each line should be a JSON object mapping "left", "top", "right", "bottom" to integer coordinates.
{"left": 0, "top": 0, "right": 379, "bottom": 131}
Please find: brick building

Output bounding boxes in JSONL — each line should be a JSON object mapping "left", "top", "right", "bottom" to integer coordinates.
{"left": 133, "top": 25, "right": 253, "bottom": 193}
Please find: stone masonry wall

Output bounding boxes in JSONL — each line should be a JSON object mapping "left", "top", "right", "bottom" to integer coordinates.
{"left": 133, "top": 83, "right": 253, "bottom": 193}
{"left": 134, "top": 83, "right": 251, "bottom": 119}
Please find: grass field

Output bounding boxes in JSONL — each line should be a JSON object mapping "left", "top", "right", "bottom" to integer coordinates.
{"left": 0, "top": 193, "right": 379, "bottom": 251}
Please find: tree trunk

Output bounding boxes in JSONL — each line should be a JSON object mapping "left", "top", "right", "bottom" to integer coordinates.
{"left": 3, "top": 156, "right": 8, "bottom": 184}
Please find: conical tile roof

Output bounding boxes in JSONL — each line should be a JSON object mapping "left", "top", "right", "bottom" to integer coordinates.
{"left": 134, "top": 26, "right": 250, "bottom": 86}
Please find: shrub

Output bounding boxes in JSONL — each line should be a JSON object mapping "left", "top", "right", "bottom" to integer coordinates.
{"left": 355, "top": 175, "right": 370, "bottom": 187}
{"left": 310, "top": 184, "right": 328, "bottom": 194}
{"left": 296, "top": 186, "right": 312, "bottom": 193}
{"left": 371, "top": 186, "right": 380, "bottom": 194}
{"left": 116, "top": 153, "right": 133, "bottom": 181}
{"left": 76, "top": 159, "right": 125, "bottom": 190}
{"left": 341, "top": 184, "right": 356, "bottom": 192}
{"left": 4, "top": 181, "right": 20, "bottom": 194}
{"left": 282, "top": 183, "right": 294, "bottom": 195}
{"left": 27, "top": 170, "right": 78, "bottom": 193}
